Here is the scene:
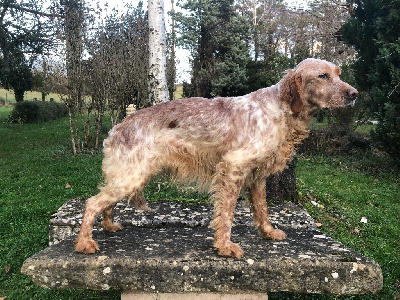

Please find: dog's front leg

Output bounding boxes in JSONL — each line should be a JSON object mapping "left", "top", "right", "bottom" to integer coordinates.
{"left": 249, "top": 180, "right": 286, "bottom": 240}
{"left": 210, "top": 162, "right": 247, "bottom": 258}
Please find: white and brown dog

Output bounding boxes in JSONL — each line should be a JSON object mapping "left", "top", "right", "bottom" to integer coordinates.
{"left": 75, "top": 58, "right": 358, "bottom": 258}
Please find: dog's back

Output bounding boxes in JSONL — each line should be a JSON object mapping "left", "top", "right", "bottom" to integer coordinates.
{"left": 103, "top": 88, "right": 284, "bottom": 189}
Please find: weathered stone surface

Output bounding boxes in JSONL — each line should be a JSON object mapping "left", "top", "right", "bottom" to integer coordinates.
{"left": 121, "top": 292, "right": 268, "bottom": 300}
{"left": 23, "top": 203, "right": 383, "bottom": 294}
{"left": 49, "top": 199, "right": 316, "bottom": 245}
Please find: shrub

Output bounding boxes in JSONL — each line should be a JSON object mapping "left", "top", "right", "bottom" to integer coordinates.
{"left": 371, "top": 102, "right": 400, "bottom": 167}
{"left": 8, "top": 101, "right": 68, "bottom": 123}
{"left": 298, "top": 127, "right": 372, "bottom": 156}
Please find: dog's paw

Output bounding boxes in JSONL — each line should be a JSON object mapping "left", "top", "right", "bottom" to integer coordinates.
{"left": 217, "top": 242, "right": 244, "bottom": 258}
{"left": 270, "top": 229, "right": 286, "bottom": 240}
{"left": 261, "top": 228, "right": 286, "bottom": 240}
{"left": 139, "top": 204, "right": 156, "bottom": 212}
{"left": 75, "top": 239, "right": 100, "bottom": 254}
{"left": 103, "top": 222, "right": 124, "bottom": 232}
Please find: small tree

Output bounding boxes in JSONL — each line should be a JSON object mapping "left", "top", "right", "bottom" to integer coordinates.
{"left": 88, "top": 3, "right": 149, "bottom": 124}
{"left": 0, "top": 0, "right": 56, "bottom": 101}
{"left": 1, "top": 51, "right": 33, "bottom": 102}
{"left": 62, "top": 0, "right": 86, "bottom": 154}
{"left": 32, "top": 60, "right": 50, "bottom": 101}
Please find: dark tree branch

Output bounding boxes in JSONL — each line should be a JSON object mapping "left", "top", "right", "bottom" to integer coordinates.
{"left": 0, "top": 2, "right": 63, "bottom": 18}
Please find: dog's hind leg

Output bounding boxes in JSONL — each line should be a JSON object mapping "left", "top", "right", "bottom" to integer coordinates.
{"left": 210, "top": 162, "right": 248, "bottom": 258}
{"left": 75, "top": 176, "right": 148, "bottom": 254}
{"left": 76, "top": 155, "right": 159, "bottom": 254}
{"left": 101, "top": 188, "right": 154, "bottom": 233}
{"left": 75, "top": 187, "right": 127, "bottom": 254}
{"left": 101, "top": 203, "right": 124, "bottom": 232}
{"left": 249, "top": 180, "right": 286, "bottom": 240}
{"left": 129, "top": 193, "right": 154, "bottom": 211}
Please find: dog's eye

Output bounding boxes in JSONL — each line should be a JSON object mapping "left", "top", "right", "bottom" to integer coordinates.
{"left": 318, "top": 73, "right": 330, "bottom": 80}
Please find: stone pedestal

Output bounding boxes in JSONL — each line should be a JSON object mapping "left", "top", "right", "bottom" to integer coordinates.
{"left": 121, "top": 293, "right": 267, "bottom": 300}
{"left": 20, "top": 199, "right": 383, "bottom": 297}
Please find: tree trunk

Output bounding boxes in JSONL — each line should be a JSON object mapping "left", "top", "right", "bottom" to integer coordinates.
{"left": 67, "top": 106, "right": 77, "bottom": 155}
{"left": 14, "top": 89, "right": 24, "bottom": 102}
{"left": 148, "top": 0, "right": 169, "bottom": 105}
{"left": 266, "top": 155, "right": 298, "bottom": 205}
{"left": 167, "top": 0, "right": 176, "bottom": 100}
{"left": 64, "top": 0, "right": 84, "bottom": 154}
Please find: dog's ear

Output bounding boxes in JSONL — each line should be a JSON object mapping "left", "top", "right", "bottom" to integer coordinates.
{"left": 280, "top": 71, "right": 304, "bottom": 115}
{"left": 290, "top": 72, "right": 303, "bottom": 114}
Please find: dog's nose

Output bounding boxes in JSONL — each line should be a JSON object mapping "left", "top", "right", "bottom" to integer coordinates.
{"left": 346, "top": 88, "right": 358, "bottom": 100}
{"left": 345, "top": 87, "right": 358, "bottom": 106}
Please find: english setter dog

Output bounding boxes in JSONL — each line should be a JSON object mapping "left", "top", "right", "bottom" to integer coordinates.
{"left": 76, "top": 58, "right": 358, "bottom": 258}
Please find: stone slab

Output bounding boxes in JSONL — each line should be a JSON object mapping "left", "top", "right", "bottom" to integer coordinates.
{"left": 22, "top": 224, "right": 382, "bottom": 294}
{"left": 49, "top": 199, "right": 316, "bottom": 245}
{"left": 121, "top": 292, "right": 268, "bottom": 300}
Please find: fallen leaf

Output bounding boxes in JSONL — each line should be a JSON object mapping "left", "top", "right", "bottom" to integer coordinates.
{"left": 65, "top": 183, "right": 71, "bottom": 189}
{"left": 351, "top": 228, "right": 361, "bottom": 235}
{"left": 316, "top": 222, "right": 323, "bottom": 228}
{"left": 4, "top": 266, "right": 10, "bottom": 274}
{"left": 365, "top": 201, "right": 371, "bottom": 205}
{"left": 307, "top": 194, "right": 316, "bottom": 201}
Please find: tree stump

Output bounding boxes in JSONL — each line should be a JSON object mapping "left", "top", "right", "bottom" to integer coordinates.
{"left": 266, "top": 155, "right": 298, "bottom": 205}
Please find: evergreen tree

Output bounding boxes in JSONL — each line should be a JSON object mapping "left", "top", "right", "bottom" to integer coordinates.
{"left": 0, "top": 0, "right": 54, "bottom": 101}
{"left": 342, "top": 0, "right": 400, "bottom": 165}
{"left": 1, "top": 49, "right": 33, "bottom": 102}
{"left": 175, "top": 0, "right": 250, "bottom": 98}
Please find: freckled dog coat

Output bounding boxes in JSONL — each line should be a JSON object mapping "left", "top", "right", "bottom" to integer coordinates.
{"left": 76, "top": 58, "right": 358, "bottom": 257}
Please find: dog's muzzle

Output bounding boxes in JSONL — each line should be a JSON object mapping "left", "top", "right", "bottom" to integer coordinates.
{"left": 345, "top": 88, "right": 358, "bottom": 106}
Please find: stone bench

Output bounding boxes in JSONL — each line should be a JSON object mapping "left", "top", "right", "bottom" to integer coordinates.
{"left": 21, "top": 199, "right": 383, "bottom": 298}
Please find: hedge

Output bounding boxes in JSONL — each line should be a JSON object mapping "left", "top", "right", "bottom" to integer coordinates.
{"left": 9, "top": 101, "right": 68, "bottom": 123}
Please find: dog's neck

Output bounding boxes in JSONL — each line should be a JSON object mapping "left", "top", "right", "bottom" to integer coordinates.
{"left": 283, "top": 104, "right": 315, "bottom": 146}
{"left": 250, "top": 86, "right": 312, "bottom": 145}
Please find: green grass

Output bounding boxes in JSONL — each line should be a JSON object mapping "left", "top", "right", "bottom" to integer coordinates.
{"left": 0, "top": 106, "right": 399, "bottom": 299}
{"left": 1, "top": 85, "right": 183, "bottom": 103}
{"left": 173, "top": 84, "right": 184, "bottom": 100}
{"left": 0, "top": 107, "right": 118, "bottom": 299}
{"left": 0, "top": 88, "right": 62, "bottom": 103}
{"left": 294, "top": 155, "right": 399, "bottom": 300}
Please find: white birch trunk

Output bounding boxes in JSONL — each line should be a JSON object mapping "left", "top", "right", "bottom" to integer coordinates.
{"left": 148, "top": 0, "right": 169, "bottom": 105}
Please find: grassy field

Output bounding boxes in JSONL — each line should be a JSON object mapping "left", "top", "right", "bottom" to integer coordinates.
{"left": 0, "top": 106, "right": 399, "bottom": 299}
{"left": 0, "top": 88, "right": 62, "bottom": 103}
{"left": 1, "top": 85, "right": 183, "bottom": 104}
{"left": 174, "top": 84, "right": 184, "bottom": 99}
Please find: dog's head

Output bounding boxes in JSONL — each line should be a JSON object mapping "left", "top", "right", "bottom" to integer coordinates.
{"left": 280, "top": 58, "right": 358, "bottom": 115}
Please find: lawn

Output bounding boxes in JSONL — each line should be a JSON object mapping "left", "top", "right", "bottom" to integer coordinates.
{"left": 1, "top": 85, "right": 183, "bottom": 104}
{"left": 0, "top": 88, "right": 62, "bottom": 103}
{"left": 0, "top": 106, "right": 398, "bottom": 299}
